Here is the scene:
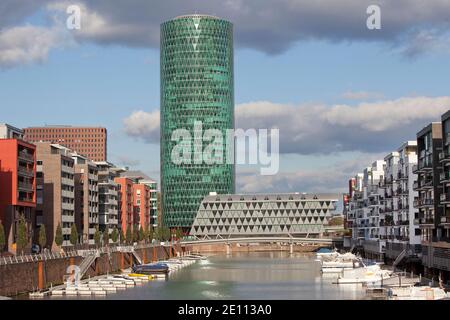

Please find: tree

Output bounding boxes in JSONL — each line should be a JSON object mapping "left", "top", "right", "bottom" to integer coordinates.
{"left": 94, "top": 227, "right": 101, "bottom": 247}
{"left": 0, "top": 221, "right": 6, "bottom": 254}
{"left": 148, "top": 226, "right": 154, "bottom": 242}
{"left": 55, "top": 223, "right": 63, "bottom": 248}
{"left": 125, "top": 227, "right": 132, "bottom": 245}
{"left": 327, "top": 216, "right": 344, "bottom": 226}
{"left": 138, "top": 226, "right": 145, "bottom": 243}
{"left": 38, "top": 225, "right": 47, "bottom": 250}
{"left": 69, "top": 224, "right": 78, "bottom": 246}
{"left": 132, "top": 224, "right": 139, "bottom": 243}
{"left": 143, "top": 225, "right": 149, "bottom": 243}
{"left": 103, "top": 227, "right": 109, "bottom": 245}
{"left": 175, "top": 228, "right": 183, "bottom": 241}
{"left": 16, "top": 214, "right": 28, "bottom": 254}
{"left": 119, "top": 228, "right": 125, "bottom": 244}
{"left": 111, "top": 227, "right": 119, "bottom": 244}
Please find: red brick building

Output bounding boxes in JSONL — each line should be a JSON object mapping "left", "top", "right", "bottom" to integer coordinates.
{"left": 0, "top": 139, "right": 36, "bottom": 253}
{"left": 132, "top": 184, "right": 151, "bottom": 231}
{"left": 23, "top": 126, "right": 107, "bottom": 161}
{"left": 114, "top": 177, "right": 134, "bottom": 234}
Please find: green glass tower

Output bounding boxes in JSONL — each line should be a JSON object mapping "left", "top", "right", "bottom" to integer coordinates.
{"left": 160, "top": 14, "right": 235, "bottom": 230}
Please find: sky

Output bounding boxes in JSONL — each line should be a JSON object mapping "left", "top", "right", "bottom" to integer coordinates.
{"left": 1, "top": 0, "right": 450, "bottom": 194}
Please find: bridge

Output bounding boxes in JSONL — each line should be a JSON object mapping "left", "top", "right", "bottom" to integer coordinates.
{"left": 181, "top": 236, "right": 340, "bottom": 254}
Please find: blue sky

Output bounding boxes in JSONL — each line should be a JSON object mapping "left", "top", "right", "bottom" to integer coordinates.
{"left": 1, "top": 0, "right": 450, "bottom": 193}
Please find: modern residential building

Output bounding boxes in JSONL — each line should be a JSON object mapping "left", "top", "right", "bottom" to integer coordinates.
{"left": 436, "top": 111, "right": 450, "bottom": 276}
{"left": 347, "top": 174, "right": 364, "bottom": 242}
{"left": 361, "top": 161, "right": 386, "bottom": 260}
{"left": 160, "top": 14, "right": 235, "bottom": 231}
{"left": 0, "top": 138, "right": 36, "bottom": 253}
{"left": 24, "top": 126, "right": 107, "bottom": 161}
{"left": 73, "top": 153, "right": 99, "bottom": 246}
{"left": 132, "top": 183, "right": 151, "bottom": 231}
{"left": 382, "top": 142, "right": 421, "bottom": 262}
{"left": 346, "top": 161, "right": 386, "bottom": 260}
{"left": 95, "top": 161, "right": 120, "bottom": 238}
{"left": 35, "top": 143, "right": 75, "bottom": 250}
{"left": 190, "top": 193, "right": 339, "bottom": 238}
{"left": 120, "top": 171, "right": 159, "bottom": 228}
{"left": 0, "top": 123, "right": 24, "bottom": 140}
{"left": 414, "top": 123, "right": 444, "bottom": 274}
{"left": 114, "top": 177, "right": 134, "bottom": 234}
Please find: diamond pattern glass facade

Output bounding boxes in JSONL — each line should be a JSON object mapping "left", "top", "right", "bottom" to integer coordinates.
{"left": 190, "top": 193, "right": 339, "bottom": 237}
{"left": 161, "top": 15, "right": 235, "bottom": 229}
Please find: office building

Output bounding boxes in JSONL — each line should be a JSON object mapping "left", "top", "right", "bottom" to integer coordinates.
{"left": 24, "top": 126, "right": 107, "bottom": 161}
{"left": 160, "top": 15, "right": 235, "bottom": 230}
{"left": 190, "top": 193, "right": 338, "bottom": 238}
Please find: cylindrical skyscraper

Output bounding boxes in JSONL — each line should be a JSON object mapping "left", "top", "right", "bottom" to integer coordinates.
{"left": 160, "top": 14, "right": 235, "bottom": 231}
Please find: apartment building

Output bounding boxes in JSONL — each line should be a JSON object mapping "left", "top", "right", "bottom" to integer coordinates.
{"left": 0, "top": 123, "right": 24, "bottom": 140}
{"left": 114, "top": 177, "right": 134, "bottom": 234}
{"left": 0, "top": 138, "right": 36, "bottom": 253}
{"left": 132, "top": 184, "right": 151, "bottom": 231}
{"left": 73, "top": 154, "right": 99, "bottom": 246}
{"left": 361, "top": 161, "right": 386, "bottom": 260}
{"left": 414, "top": 123, "right": 444, "bottom": 273}
{"left": 347, "top": 174, "right": 363, "bottom": 243}
{"left": 95, "top": 162, "right": 120, "bottom": 238}
{"left": 410, "top": 114, "right": 450, "bottom": 278}
{"left": 24, "top": 126, "right": 107, "bottom": 162}
{"left": 35, "top": 143, "right": 75, "bottom": 250}
{"left": 382, "top": 142, "right": 421, "bottom": 262}
{"left": 120, "top": 171, "right": 159, "bottom": 229}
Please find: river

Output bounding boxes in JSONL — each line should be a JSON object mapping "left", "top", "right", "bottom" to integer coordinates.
{"left": 47, "top": 251, "right": 369, "bottom": 300}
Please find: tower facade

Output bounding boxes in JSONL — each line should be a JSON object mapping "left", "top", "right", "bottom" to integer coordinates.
{"left": 160, "top": 15, "right": 235, "bottom": 230}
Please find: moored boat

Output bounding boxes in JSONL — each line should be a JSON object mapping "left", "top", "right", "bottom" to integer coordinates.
{"left": 132, "top": 263, "right": 169, "bottom": 275}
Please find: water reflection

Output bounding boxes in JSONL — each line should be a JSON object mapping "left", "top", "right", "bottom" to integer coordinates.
{"left": 46, "top": 251, "right": 368, "bottom": 300}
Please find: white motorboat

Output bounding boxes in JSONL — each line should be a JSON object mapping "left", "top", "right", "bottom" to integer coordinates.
{"left": 337, "top": 264, "right": 393, "bottom": 284}
{"left": 388, "top": 286, "right": 449, "bottom": 300}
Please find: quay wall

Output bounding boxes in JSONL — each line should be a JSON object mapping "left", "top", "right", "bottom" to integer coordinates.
{"left": 0, "top": 244, "right": 191, "bottom": 297}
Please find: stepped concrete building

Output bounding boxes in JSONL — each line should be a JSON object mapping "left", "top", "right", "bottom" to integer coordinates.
{"left": 160, "top": 14, "right": 235, "bottom": 231}
{"left": 190, "top": 193, "right": 339, "bottom": 238}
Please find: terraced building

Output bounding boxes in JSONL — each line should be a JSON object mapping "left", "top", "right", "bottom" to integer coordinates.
{"left": 160, "top": 15, "right": 235, "bottom": 230}
{"left": 190, "top": 193, "right": 339, "bottom": 237}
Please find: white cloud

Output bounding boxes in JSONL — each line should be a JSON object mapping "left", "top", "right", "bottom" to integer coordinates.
{"left": 0, "top": 24, "right": 70, "bottom": 68}
{"left": 124, "top": 96, "right": 450, "bottom": 154}
{"left": 123, "top": 109, "right": 160, "bottom": 143}
{"left": 323, "top": 96, "right": 450, "bottom": 131}
{"left": 236, "top": 152, "right": 386, "bottom": 193}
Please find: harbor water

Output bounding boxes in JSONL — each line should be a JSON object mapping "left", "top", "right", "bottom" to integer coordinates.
{"left": 45, "top": 251, "right": 369, "bottom": 300}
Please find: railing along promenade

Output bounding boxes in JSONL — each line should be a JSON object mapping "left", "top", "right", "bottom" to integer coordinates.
{"left": 0, "top": 241, "right": 180, "bottom": 266}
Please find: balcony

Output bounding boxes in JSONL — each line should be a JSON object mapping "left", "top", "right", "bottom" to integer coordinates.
{"left": 440, "top": 171, "right": 450, "bottom": 183}
{"left": 440, "top": 216, "right": 450, "bottom": 224}
{"left": 18, "top": 151, "right": 34, "bottom": 162}
{"left": 439, "top": 149, "right": 450, "bottom": 163}
{"left": 18, "top": 166, "right": 34, "bottom": 177}
{"left": 18, "top": 181, "right": 33, "bottom": 191}
{"left": 440, "top": 193, "right": 450, "bottom": 204}
{"left": 420, "top": 218, "right": 435, "bottom": 226}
